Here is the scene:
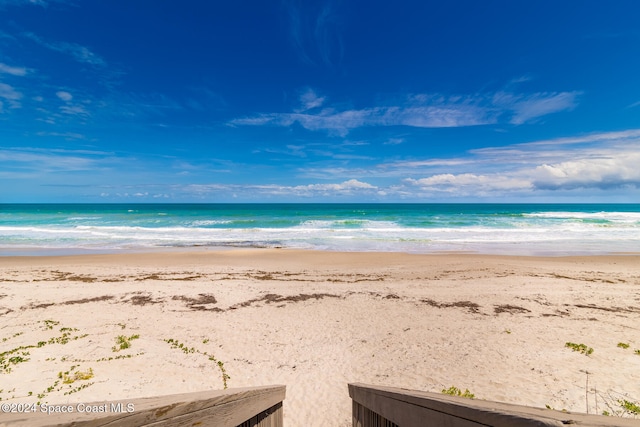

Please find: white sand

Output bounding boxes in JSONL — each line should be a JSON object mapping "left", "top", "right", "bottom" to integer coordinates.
{"left": 1, "top": 250, "right": 639, "bottom": 425}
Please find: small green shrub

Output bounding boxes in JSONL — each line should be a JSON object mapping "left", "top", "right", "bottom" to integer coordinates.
{"left": 112, "top": 334, "right": 140, "bottom": 352}
{"left": 617, "top": 342, "right": 630, "bottom": 349}
{"left": 619, "top": 399, "right": 640, "bottom": 415}
{"left": 565, "top": 342, "right": 593, "bottom": 355}
{"left": 62, "top": 368, "right": 94, "bottom": 384}
{"left": 442, "top": 386, "right": 475, "bottom": 399}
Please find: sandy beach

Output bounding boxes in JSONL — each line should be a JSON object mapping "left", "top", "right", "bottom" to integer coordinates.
{"left": 1, "top": 249, "right": 639, "bottom": 425}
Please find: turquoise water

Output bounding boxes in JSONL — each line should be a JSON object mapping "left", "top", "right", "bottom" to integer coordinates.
{"left": 1, "top": 204, "right": 639, "bottom": 255}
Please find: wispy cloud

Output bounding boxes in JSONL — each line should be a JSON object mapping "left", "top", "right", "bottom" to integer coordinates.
{"left": 0, "top": 82, "right": 22, "bottom": 110}
{"left": 182, "top": 179, "right": 378, "bottom": 199}
{"left": 56, "top": 91, "right": 73, "bottom": 101}
{"left": 0, "top": 147, "right": 104, "bottom": 173}
{"left": 0, "top": 0, "right": 72, "bottom": 8}
{"left": 0, "top": 62, "right": 28, "bottom": 76}
{"left": 23, "top": 32, "right": 106, "bottom": 67}
{"left": 35, "top": 131, "right": 86, "bottom": 140}
{"left": 493, "top": 91, "right": 580, "bottom": 124}
{"left": 293, "top": 128, "right": 640, "bottom": 198}
{"left": 296, "top": 87, "right": 325, "bottom": 111}
{"left": 284, "top": 0, "right": 343, "bottom": 67}
{"left": 230, "top": 89, "right": 579, "bottom": 135}
{"left": 405, "top": 174, "right": 532, "bottom": 194}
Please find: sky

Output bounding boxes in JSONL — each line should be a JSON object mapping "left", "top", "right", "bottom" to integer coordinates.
{"left": 1, "top": 0, "right": 640, "bottom": 203}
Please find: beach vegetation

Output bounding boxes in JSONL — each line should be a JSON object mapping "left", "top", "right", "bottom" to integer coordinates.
{"left": 441, "top": 386, "right": 475, "bottom": 399}
{"left": 96, "top": 352, "right": 143, "bottom": 362}
{"left": 1, "top": 321, "right": 88, "bottom": 374}
{"left": 62, "top": 367, "right": 94, "bottom": 384}
{"left": 565, "top": 342, "right": 593, "bottom": 355}
{"left": 64, "top": 382, "right": 94, "bottom": 395}
{"left": 597, "top": 390, "right": 640, "bottom": 418}
{"left": 165, "top": 338, "right": 230, "bottom": 389}
{"left": 41, "top": 320, "right": 60, "bottom": 330}
{"left": 1, "top": 332, "right": 23, "bottom": 342}
{"left": 112, "top": 334, "right": 140, "bottom": 352}
{"left": 635, "top": 349, "right": 640, "bottom": 356}
{"left": 0, "top": 350, "right": 31, "bottom": 374}
{"left": 619, "top": 399, "right": 640, "bottom": 416}
{"left": 617, "top": 342, "right": 630, "bottom": 349}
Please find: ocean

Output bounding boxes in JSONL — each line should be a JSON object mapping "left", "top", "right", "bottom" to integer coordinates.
{"left": 0, "top": 203, "right": 639, "bottom": 256}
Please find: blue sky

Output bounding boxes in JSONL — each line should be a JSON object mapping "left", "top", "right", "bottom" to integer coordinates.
{"left": 1, "top": 0, "right": 639, "bottom": 202}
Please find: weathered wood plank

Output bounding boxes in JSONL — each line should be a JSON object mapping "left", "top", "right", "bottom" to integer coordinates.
{"left": 0, "top": 385, "right": 285, "bottom": 427}
{"left": 349, "top": 383, "right": 640, "bottom": 427}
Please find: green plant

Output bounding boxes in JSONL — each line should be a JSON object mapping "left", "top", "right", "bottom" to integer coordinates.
{"left": 617, "top": 342, "right": 630, "bottom": 349}
{"left": 112, "top": 334, "right": 140, "bottom": 352}
{"left": 565, "top": 342, "right": 593, "bottom": 355}
{"left": 597, "top": 390, "right": 640, "bottom": 418}
{"left": 634, "top": 350, "right": 640, "bottom": 356}
{"left": 619, "top": 399, "right": 640, "bottom": 416}
{"left": 165, "top": 338, "right": 230, "bottom": 389}
{"left": 1, "top": 332, "right": 24, "bottom": 342}
{"left": 442, "top": 386, "right": 475, "bottom": 399}
{"left": 64, "top": 382, "right": 94, "bottom": 395}
{"left": 62, "top": 368, "right": 94, "bottom": 384}
{"left": 41, "top": 320, "right": 60, "bottom": 330}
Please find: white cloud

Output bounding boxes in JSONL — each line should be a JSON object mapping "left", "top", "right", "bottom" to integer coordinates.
{"left": 493, "top": 91, "right": 580, "bottom": 124}
{"left": 406, "top": 174, "right": 532, "bottom": 194}
{"left": 297, "top": 88, "right": 325, "bottom": 111}
{"left": 0, "top": 62, "right": 28, "bottom": 76}
{"left": 231, "top": 102, "right": 493, "bottom": 137}
{"left": 36, "top": 131, "right": 86, "bottom": 140}
{"left": 60, "top": 104, "right": 89, "bottom": 116}
{"left": 295, "top": 178, "right": 375, "bottom": 192}
{"left": 231, "top": 89, "right": 578, "bottom": 135}
{"left": 531, "top": 153, "right": 640, "bottom": 190}
{"left": 0, "top": 148, "right": 98, "bottom": 172}
{"left": 0, "top": 82, "right": 22, "bottom": 109}
{"left": 403, "top": 136, "right": 640, "bottom": 196}
{"left": 56, "top": 91, "right": 73, "bottom": 101}
{"left": 509, "top": 128, "right": 640, "bottom": 148}
{"left": 23, "top": 32, "right": 106, "bottom": 66}
{"left": 284, "top": 0, "right": 343, "bottom": 66}
{"left": 182, "top": 179, "right": 377, "bottom": 198}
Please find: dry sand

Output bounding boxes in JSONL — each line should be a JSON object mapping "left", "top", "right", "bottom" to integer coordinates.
{"left": 1, "top": 249, "right": 639, "bottom": 425}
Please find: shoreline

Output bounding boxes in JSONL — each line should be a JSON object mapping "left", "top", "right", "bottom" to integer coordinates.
{"left": 1, "top": 249, "right": 639, "bottom": 425}
{"left": 2, "top": 245, "right": 640, "bottom": 258}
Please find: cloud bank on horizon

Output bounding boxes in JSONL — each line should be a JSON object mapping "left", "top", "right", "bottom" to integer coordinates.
{"left": 0, "top": 0, "right": 639, "bottom": 202}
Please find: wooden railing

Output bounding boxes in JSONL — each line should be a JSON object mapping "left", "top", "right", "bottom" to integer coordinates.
{"left": 0, "top": 385, "right": 285, "bottom": 427}
{"left": 349, "top": 383, "right": 639, "bottom": 427}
